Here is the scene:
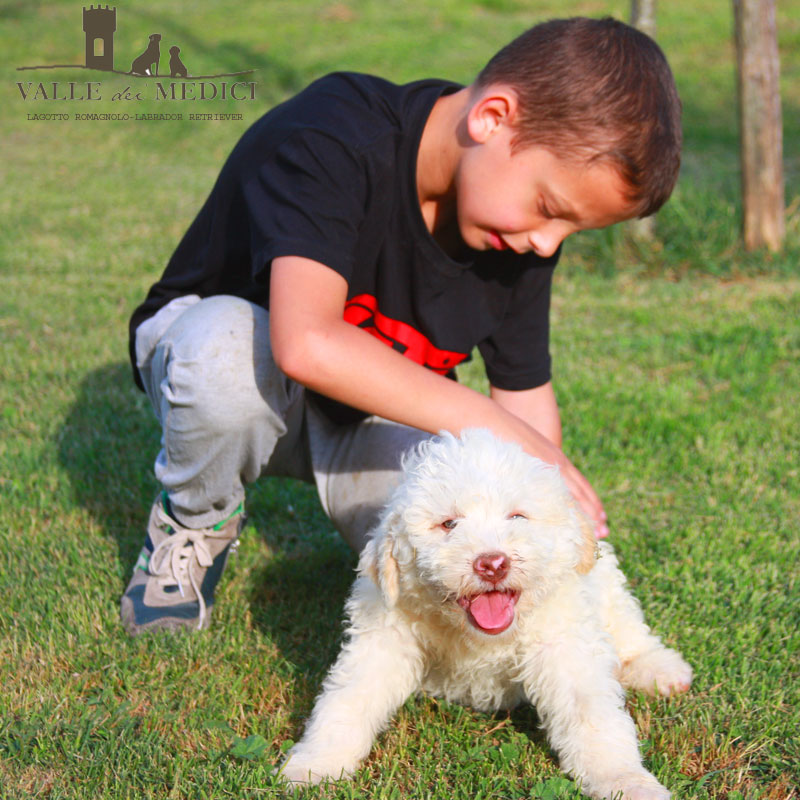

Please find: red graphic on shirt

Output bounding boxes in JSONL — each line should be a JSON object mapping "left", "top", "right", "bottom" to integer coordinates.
{"left": 344, "top": 294, "right": 467, "bottom": 374}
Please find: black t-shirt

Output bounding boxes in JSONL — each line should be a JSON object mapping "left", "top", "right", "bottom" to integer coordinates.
{"left": 129, "top": 72, "right": 559, "bottom": 421}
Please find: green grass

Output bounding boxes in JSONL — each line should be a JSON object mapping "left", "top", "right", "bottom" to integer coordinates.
{"left": 1, "top": 1, "right": 799, "bottom": 798}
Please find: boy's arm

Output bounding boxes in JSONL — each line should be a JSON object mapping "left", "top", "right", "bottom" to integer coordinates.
{"left": 490, "top": 382, "right": 563, "bottom": 449}
{"left": 269, "top": 255, "right": 606, "bottom": 535}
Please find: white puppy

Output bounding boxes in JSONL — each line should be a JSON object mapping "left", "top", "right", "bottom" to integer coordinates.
{"left": 282, "top": 429, "right": 692, "bottom": 799}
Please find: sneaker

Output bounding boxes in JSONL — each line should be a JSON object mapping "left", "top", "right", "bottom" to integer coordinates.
{"left": 120, "top": 492, "right": 246, "bottom": 635}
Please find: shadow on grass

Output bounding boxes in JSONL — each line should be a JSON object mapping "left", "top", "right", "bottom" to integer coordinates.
{"left": 242, "top": 471, "right": 358, "bottom": 677}
{"left": 57, "top": 362, "right": 163, "bottom": 570}
{"left": 247, "top": 538, "right": 357, "bottom": 678}
{"left": 508, "top": 705, "right": 548, "bottom": 747}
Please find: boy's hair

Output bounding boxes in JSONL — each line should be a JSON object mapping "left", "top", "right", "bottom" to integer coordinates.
{"left": 475, "top": 17, "right": 682, "bottom": 218}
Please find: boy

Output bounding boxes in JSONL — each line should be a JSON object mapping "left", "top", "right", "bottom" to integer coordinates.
{"left": 121, "top": 17, "right": 681, "bottom": 635}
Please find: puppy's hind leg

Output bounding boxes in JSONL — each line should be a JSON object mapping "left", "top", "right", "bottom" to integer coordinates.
{"left": 591, "top": 543, "right": 692, "bottom": 697}
{"left": 280, "top": 620, "right": 423, "bottom": 785}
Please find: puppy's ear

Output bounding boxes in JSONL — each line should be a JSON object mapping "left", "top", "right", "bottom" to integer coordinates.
{"left": 358, "top": 516, "right": 400, "bottom": 607}
{"left": 567, "top": 499, "right": 598, "bottom": 575}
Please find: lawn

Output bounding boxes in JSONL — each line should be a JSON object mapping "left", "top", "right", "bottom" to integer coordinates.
{"left": 1, "top": 1, "right": 799, "bottom": 798}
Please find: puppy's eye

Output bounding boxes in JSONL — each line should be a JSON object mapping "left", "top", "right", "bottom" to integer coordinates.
{"left": 508, "top": 513, "right": 527, "bottom": 521}
{"left": 440, "top": 519, "right": 458, "bottom": 531}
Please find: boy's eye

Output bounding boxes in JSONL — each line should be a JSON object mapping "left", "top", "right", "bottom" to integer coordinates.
{"left": 508, "top": 513, "right": 527, "bottom": 521}
{"left": 440, "top": 519, "right": 458, "bottom": 531}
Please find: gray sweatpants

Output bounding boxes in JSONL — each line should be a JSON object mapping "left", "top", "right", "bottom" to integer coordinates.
{"left": 134, "top": 294, "right": 429, "bottom": 553}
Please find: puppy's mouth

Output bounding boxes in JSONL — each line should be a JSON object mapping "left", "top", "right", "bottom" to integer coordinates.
{"left": 457, "top": 590, "right": 519, "bottom": 635}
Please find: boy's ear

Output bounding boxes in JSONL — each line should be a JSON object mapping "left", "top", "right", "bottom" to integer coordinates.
{"left": 466, "top": 85, "right": 519, "bottom": 144}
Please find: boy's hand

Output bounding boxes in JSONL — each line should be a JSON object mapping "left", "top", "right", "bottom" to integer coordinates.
{"left": 552, "top": 450, "right": 609, "bottom": 539}
{"left": 270, "top": 255, "right": 608, "bottom": 538}
{"left": 491, "top": 383, "right": 609, "bottom": 538}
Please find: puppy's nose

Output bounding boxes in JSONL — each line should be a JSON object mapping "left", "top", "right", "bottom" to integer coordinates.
{"left": 473, "top": 552, "right": 510, "bottom": 583}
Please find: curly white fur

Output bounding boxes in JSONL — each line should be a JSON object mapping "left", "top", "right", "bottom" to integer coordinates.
{"left": 281, "top": 429, "right": 692, "bottom": 799}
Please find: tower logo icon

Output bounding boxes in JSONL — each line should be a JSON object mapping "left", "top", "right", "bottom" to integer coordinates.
{"left": 83, "top": 5, "right": 116, "bottom": 72}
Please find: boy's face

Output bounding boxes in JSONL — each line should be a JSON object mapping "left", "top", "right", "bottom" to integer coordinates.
{"left": 454, "top": 89, "right": 637, "bottom": 257}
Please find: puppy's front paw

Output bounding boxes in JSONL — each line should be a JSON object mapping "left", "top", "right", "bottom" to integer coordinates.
{"left": 620, "top": 646, "right": 692, "bottom": 697}
{"left": 592, "top": 770, "right": 670, "bottom": 800}
{"left": 279, "top": 746, "right": 353, "bottom": 786}
{"left": 278, "top": 755, "right": 318, "bottom": 786}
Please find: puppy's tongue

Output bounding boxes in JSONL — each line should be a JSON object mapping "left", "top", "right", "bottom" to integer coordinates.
{"left": 460, "top": 591, "right": 517, "bottom": 634}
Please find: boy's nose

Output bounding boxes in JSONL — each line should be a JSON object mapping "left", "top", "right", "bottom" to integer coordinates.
{"left": 528, "top": 225, "right": 568, "bottom": 258}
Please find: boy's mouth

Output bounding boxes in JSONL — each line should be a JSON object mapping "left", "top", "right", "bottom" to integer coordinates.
{"left": 487, "top": 230, "right": 509, "bottom": 251}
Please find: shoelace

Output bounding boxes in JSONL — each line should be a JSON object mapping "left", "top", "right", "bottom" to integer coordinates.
{"left": 148, "top": 506, "right": 231, "bottom": 630}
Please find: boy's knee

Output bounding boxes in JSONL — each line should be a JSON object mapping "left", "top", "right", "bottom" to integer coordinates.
{"left": 155, "top": 295, "right": 296, "bottom": 435}
{"left": 164, "top": 295, "right": 265, "bottom": 360}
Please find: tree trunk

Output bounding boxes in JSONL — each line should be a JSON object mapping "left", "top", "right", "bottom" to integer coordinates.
{"left": 628, "top": 0, "right": 658, "bottom": 241}
{"left": 631, "top": 0, "right": 657, "bottom": 38}
{"left": 733, "top": 0, "right": 785, "bottom": 251}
